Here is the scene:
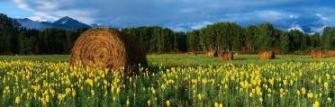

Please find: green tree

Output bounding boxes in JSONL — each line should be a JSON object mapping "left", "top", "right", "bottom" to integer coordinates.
{"left": 254, "top": 23, "right": 275, "bottom": 51}
{"left": 0, "top": 13, "right": 20, "bottom": 54}
{"left": 321, "top": 27, "right": 335, "bottom": 49}
{"left": 245, "top": 25, "right": 258, "bottom": 52}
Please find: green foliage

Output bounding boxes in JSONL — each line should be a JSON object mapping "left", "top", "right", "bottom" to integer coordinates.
{"left": 122, "top": 27, "right": 180, "bottom": 53}
{"left": 0, "top": 13, "right": 20, "bottom": 54}
{"left": 0, "top": 12, "right": 334, "bottom": 55}
{"left": 186, "top": 31, "right": 201, "bottom": 51}
{"left": 321, "top": 27, "right": 335, "bottom": 50}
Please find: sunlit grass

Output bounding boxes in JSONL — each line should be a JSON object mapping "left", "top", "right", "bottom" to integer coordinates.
{"left": 0, "top": 54, "right": 335, "bottom": 106}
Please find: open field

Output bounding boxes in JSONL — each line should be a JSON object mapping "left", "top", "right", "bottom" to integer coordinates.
{"left": 1, "top": 54, "right": 335, "bottom": 65}
{"left": 0, "top": 54, "right": 335, "bottom": 106}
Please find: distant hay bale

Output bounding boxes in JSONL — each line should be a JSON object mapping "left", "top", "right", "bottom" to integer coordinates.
{"left": 219, "top": 52, "right": 234, "bottom": 61}
{"left": 312, "top": 50, "right": 335, "bottom": 59}
{"left": 70, "top": 28, "right": 147, "bottom": 75}
{"left": 311, "top": 50, "right": 324, "bottom": 59}
{"left": 325, "top": 50, "right": 335, "bottom": 57}
{"left": 207, "top": 50, "right": 218, "bottom": 57}
{"left": 258, "top": 51, "right": 275, "bottom": 60}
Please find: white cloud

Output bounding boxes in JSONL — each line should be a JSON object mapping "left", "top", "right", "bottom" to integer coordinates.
{"left": 11, "top": 0, "right": 306, "bottom": 25}
{"left": 27, "top": 16, "right": 48, "bottom": 21}
{"left": 12, "top": 0, "right": 93, "bottom": 23}
{"left": 10, "top": 0, "right": 333, "bottom": 32}
{"left": 12, "top": 0, "right": 31, "bottom": 11}
{"left": 167, "top": 21, "right": 213, "bottom": 31}
{"left": 220, "top": 10, "right": 300, "bottom": 24}
{"left": 316, "top": 13, "right": 329, "bottom": 21}
{"left": 311, "top": 25, "right": 327, "bottom": 33}
{"left": 289, "top": 15, "right": 299, "bottom": 19}
{"left": 190, "top": 21, "right": 213, "bottom": 30}
{"left": 314, "top": 8, "right": 335, "bottom": 26}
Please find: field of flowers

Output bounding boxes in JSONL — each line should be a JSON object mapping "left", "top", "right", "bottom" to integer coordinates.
{"left": 0, "top": 57, "right": 335, "bottom": 107}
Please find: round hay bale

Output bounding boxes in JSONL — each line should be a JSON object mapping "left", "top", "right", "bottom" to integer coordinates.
{"left": 325, "top": 50, "right": 335, "bottom": 57}
{"left": 70, "top": 28, "right": 147, "bottom": 75}
{"left": 258, "top": 51, "right": 275, "bottom": 60}
{"left": 311, "top": 49, "right": 324, "bottom": 59}
{"left": 207, "top": 50, "right": 218, "bottom": 57}
{"left": 219, "top": 52, "right": 233, "bottom": 61}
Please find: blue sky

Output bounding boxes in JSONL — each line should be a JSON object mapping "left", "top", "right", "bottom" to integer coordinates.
{"left": 1, "top": 0, "right": 335, "bottom": 32}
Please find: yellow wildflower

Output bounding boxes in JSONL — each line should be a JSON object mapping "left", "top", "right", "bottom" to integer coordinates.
{"left": 166, "top": 100, "right": 171, "bottom": 107}
{"left": 147, "top": 100, "right": 151, "bottom": 106}
{"left": 214, "top": 102, "right": 223, "bottom": 107}
{"left": 307, "top": 92, "right": 314, "bottom": 99}
{"left": 85, "top": 79, "right": 94, "bottom": 87}
{"left": 197, "top": 93, "right": 203, "bottom": 100}
{"left": 15, "top": 96, "right": 21, "bottom": 104}
{"left": 312, "top": 101, "right": 320, "bottom": 107}
{"left": 301, "top": 88, "right": 306, "bottom": 96}
{"left": 324, "top": 82, "right": 329, "bottom": 90}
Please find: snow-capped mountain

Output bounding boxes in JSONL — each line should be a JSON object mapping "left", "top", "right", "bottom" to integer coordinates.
{"left": 16, "top": 16, "right": 91, "bottom": 30}
{"left": 288, "top": 24, "right": 305, "bottom": 32}
{"left": 282, "top": 23, "right": 325, "bottom": 33}
{"left": 15, "top": 16, "right": 327, "bottom": 33}
{"left": 53, "top": 16, "right": 91, "bottom": 30}
{"left": 16, "top": 18, "right": 53, "bottom": 30}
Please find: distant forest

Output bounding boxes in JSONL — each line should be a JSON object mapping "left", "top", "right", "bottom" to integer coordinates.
{"left": 1, "top": 13, "right": 335, "bottom": 55}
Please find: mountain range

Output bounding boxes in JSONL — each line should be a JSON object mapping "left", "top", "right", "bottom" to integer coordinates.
{"left": 14, "top": 16, "right": 325, "bottom": 33}
{"left": 16, "top": 16, "right": 91, "bottom": 30}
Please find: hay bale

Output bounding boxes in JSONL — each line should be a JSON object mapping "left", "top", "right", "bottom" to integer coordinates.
{"left": 311, "top": 50, "right": 324, "bottom": 59}
{"left": 70, "top": 28, "right": 147, "bottom": 75}
{"left": 219, "top": 52, "right": 234, "bottom": 61}
{"left": 207, "top": 50, "right": 218, "bottom": 57}
{"left": 325, "top": 50, "right": 335, "bottom": 57}
{"left": 310, "top": 50, "right": 335, "bottom": 59}
{"left": 258, "top": 51, "right": 275, "bottom": 60}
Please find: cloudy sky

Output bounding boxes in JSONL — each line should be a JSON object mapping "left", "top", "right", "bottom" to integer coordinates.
{"left": 0, "top": 0, "right": 335, "bottom": 32}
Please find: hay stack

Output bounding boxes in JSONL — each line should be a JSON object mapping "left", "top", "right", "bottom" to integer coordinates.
{"left": 311, "top": 50, "right": 324, "bottom": 59}
{"left": 325, "top": 50, "right": 335, "bottom": 57}
{"left": 258, "top": 51, "right": 275, "bottom": 60}
{"left": 310, "top": 50, "right": 335, "bottom": 59}
{"left": 207, "top": 50, "right": 218, "bottom": 57}
{"left": 219, "top": 52, "right": 233, "bottom": 61}
{"left": 70, "top": 28, "right": 147, "bottom": 75}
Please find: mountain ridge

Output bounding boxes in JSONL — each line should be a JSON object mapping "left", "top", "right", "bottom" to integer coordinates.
{"left": 16, "top": 16, "right": 91, "bottom": 30}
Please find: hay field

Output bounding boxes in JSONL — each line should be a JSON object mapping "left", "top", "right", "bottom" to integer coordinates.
{"left": 1, "top": 54, "right": 335, "bottom": 106}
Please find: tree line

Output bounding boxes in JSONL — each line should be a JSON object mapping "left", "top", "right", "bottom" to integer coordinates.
{"left": 124, "top": 23, "right": 335, "bottom": 54}
{"left": 0, "top": 14, "right": 86, "bottom": 54}
{"left": 1, "top": 13, "right": 335, "bottom": 55}
{"left": 186, "top": 22, "right": 326, "bottom": 53}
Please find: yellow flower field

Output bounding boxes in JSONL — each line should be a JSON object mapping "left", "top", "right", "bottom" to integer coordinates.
{"left": 0, "top": 60, "right": 334, "bottom": 107}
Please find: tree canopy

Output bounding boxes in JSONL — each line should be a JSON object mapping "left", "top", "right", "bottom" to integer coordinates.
{"left": 1, "top": 13, "right": 335, "bottom": 55}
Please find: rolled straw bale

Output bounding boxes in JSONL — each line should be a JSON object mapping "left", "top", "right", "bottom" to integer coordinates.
{"left": 258, "top": 51, "right": 275, "bottom": 60}
{"left": 70, "top": 28, "right": 147, "bottom": 75}
{"left": 219, "top": 52, "right": 234, "bottom": 61}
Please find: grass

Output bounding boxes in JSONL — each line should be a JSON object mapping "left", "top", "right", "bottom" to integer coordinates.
{"left": 1, "top": 54, "right": 335, "bottom": 66}
{"left": 0, "top": 54, "right": 334, "bottom": 106}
